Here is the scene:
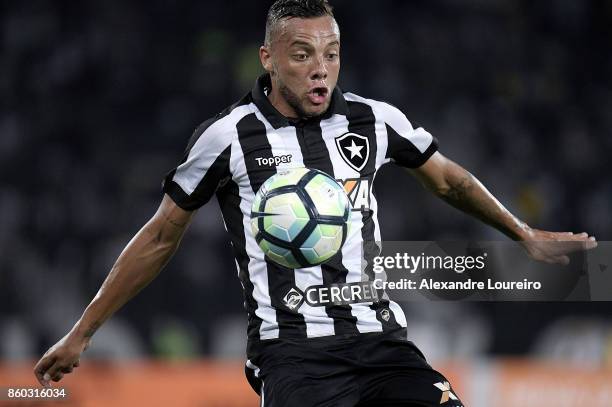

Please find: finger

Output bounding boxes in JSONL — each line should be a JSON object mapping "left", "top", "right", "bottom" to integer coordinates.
{"left": 34, "top": 356, "right": 56, "bottom": 387}
{"left": 555, "top": 255, "right": 570, "bottom": 265}
{"left": 557, "top": 233, "right": 588, "bottom": 242}
{"left": 574, "top": 233, "right": 589, "bottom": 240}
{"left": 540, "top": 254, "right": 568, "bottom": 265}
{"left": 570, "top": 239, "right": 598, "bottom": 251}
{"left": 51, "top": 372, "right": 64, "bottom": 382}
{"left": 42, "top": 373, "right": 52, "bottom": 388}
{"left": 586, "top": 238, "right": 598, "bottom": 250}
{"left": 565, "top": 236, "right": 597, "bottom": 250}
{"left": 534, "top": 253, "right": 557, "bottom": 264}
{"left": 44, "top": 361, "right": 63, "bottom": 385}
{"left": 60, "top": 366, "right": 73, "bottom": 374}
{"left": 550, "top": 256, "right": 564, "bottom": 264}
{"left": 548, "top": 240, "right": 594, "bottom": 255}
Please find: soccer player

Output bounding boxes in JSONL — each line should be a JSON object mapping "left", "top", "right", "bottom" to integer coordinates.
{"left": 34, "top": 1, "right": 597, "bottom": 405}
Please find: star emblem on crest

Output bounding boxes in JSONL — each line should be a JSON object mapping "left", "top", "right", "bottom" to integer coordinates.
{"left": 334, "top": 132, "right": 370, "bottom": 172}
{"left": 345, "top": 140, "right": 364, "bottom": 159}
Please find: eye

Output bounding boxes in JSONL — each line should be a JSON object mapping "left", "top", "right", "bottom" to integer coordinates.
{"left": 293, "top": 54, "right": 308, "bottom": 61}
{"left": 326, "top": 53, "right": 338, "bottom": 60}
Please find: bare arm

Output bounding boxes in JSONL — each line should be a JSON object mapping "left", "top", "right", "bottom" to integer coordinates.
{"left": 408, "top": 152, "right": 529, "bottom": 240}
{"left": 408, "top": 152, "right": 596, "bottom": 262}
{"left": 72, "top": 194, "right": 194, "bottom": 339}
{"left": 34, "top": 194, "right": 194, "bottom": 386}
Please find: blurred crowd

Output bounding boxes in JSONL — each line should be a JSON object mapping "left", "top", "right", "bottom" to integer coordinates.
{"left": 1, "top": 0, "right": 611, "bottom": 365}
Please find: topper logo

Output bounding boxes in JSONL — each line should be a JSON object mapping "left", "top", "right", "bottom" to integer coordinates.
{"left": 255, "top": 155, "right": 292, "bottom": 166}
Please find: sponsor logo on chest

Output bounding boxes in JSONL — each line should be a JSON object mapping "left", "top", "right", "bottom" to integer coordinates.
{"left": 254, "top": 154, "right": 293, "bottom": 166}
{"left": 282, "top": 282, "right": 380, "bottom": 310}
{"left": 339, "top": 177, "right": 371, "bottom": 211}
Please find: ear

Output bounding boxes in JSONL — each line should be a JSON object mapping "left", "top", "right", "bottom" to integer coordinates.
{"left": 259, "top": 45, "right": 273, "bottom": 73}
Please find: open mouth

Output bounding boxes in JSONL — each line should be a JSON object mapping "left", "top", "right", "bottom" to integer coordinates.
{"left": 308, "top": 87, "right": 329, "bottom": 105}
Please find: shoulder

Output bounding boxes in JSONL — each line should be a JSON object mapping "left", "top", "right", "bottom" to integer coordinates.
{"left": 185, "top": 94, "right": 256, "bottom": 154}
{"left": 342, "top": 91, "right": 415, "bottom": 132}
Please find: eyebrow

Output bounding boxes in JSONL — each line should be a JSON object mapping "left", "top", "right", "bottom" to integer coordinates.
{"left": 289, "top": 39, "right": 340, "bottom": 48}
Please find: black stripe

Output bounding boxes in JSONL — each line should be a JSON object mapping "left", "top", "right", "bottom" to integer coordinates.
{"left": 217, "top": 179, "right": 264, "bottom": 340}
{"left": 237, "top": 113, "right": 307, "bottom": 339}
{"left": 385, "top": 123, "right": 438, "bottom": 168}
{"left": 347, "top": 101, "right": 403, "bottom": 332}
{"left": 187, "top": 97, "right": 251, "bottom": 153}
{"left": 164, "top": 144, "right": 232, "bottom": 210}
{"left": 162, "top": 97, "right": 250, "bottom": 210}
{"left": 297, "top": 121, "right": 360, "bottom": 336}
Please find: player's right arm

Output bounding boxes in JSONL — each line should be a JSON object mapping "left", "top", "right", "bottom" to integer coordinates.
{"left": 34, "top": 194, "right": 194, "bottom": 387}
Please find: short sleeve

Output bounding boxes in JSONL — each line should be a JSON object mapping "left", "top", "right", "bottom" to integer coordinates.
{"left": 383, "top": 103, "right": 438, "bottom": 168}
{"left": 162, "top": 118, "right": 232, "bottom": 211}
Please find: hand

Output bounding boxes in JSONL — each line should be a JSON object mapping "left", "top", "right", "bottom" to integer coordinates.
{"left": 520, "top": 229, "right": 598, "bottom": 265}
{"left": 34, "top": 333, "right": 91, "bottom": 388}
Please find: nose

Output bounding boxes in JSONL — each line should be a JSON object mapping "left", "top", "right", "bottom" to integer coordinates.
{"left": 310, "top": 56, "right": 328, "bottom": 81}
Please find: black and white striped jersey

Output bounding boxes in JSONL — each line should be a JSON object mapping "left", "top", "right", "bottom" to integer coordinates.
{"left": 163, "top": 74, "right": 438, "bottom": 347}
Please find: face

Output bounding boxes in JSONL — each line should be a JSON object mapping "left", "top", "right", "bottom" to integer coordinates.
{"left": 260, "top": 15, "right": 340, "bottom": 119}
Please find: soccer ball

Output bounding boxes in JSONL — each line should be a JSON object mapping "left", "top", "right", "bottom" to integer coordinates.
{"left": 250, "top": 167, "right": 351, "bottom": 269}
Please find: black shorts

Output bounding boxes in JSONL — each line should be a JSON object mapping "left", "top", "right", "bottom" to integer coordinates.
{"left": 245, "top": 330, "right": 464, "bottom": 407}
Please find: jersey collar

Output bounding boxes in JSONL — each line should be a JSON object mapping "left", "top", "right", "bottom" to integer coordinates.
{"left": 252, "top": 73, "right": 348, "bottom": 129}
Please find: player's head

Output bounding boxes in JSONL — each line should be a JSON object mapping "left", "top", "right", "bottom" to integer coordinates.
{"left": 260, "top": 0, "right": 340, "bottom": 119}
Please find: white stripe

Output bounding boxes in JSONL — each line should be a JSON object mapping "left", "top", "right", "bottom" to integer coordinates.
{"left": 234, "top": 258, "right": 241, "bottom": 278}
{"left": 260, "top": 381, "right": 265, "bottom": 407}
{"left": 253, "top": 111, "right": 336, "bottom": 338}
{"left": 246, "top": 359, "right": 260, "bottom": 378}
{"left": 320, "top": 114, "right": 382, "bottom": 333}
{"left": 173, "top": 108, "right": 245, "bottom": 194}
{"left": 370, "top": 171, "right": 383, "bottom": 244}
{"left": 230, "top": 104, "right": 279, "bottom": 340}
{"left": 344, "top": 92, "right": 434, "bottom": 154}
{"left": 388, "top": 300, "right": 407, "bottom": 328}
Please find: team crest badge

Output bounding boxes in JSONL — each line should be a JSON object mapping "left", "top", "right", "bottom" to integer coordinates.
{"left": 335, "top": 132, "right": 370, "bottom": 172}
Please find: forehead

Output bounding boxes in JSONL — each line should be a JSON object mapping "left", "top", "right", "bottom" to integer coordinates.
{"left": 274, "top": 15, "right": 340, "bottom": 46}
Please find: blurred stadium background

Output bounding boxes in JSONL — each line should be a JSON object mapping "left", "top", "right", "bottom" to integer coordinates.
{"left": 1, "top": 0, "right": 611, "bottom": 405}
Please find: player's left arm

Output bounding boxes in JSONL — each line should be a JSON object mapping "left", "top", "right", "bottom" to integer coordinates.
{"left": 407, "top": 151, "right": 597, "bottom": 264}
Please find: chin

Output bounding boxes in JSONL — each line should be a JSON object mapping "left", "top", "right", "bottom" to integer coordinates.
{"left": 304, "top": 103, "right": 330, "bottom": 118}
